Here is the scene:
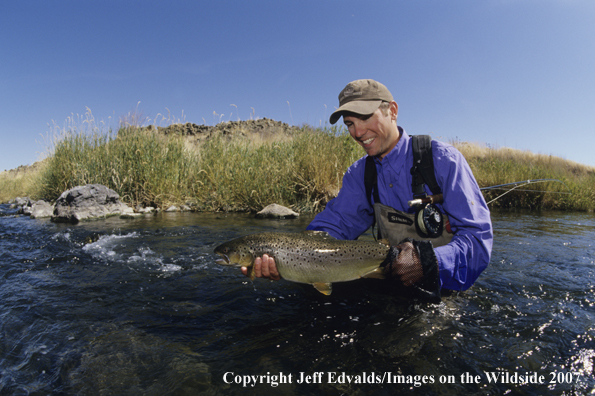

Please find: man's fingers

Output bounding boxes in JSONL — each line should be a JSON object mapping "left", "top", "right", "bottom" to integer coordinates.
{"left": 266, "top": 255, "right": 280, "bottom": 280}
{"left": 253, "top": 256, "right": 263, "bottom": 278}
{"left": 260, "top": 254, "right": 272, "bottom": 278}
{"left": 242, "top": 255, "right": 280, "bottom": 280}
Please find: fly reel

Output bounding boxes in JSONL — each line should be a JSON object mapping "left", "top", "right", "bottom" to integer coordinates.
{"left": 414, "top": 203, "right": 444, "bottom": 238}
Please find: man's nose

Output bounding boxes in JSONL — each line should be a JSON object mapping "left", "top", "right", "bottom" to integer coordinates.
{"left": 353, "top": 121, "right": 366, "bottom": 137}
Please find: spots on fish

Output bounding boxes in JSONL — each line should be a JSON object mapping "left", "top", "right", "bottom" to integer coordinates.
{"left": 215, "top": 232, "right": 390, "bottom": 285}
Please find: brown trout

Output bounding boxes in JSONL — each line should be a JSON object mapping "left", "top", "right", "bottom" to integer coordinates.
{"left": 214, "top": 231, "right": 389, "bottom": 295}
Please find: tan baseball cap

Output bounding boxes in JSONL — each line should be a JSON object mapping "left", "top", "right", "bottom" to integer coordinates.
{"left": 329, "top": 79, "right": 394, "bottom": 124}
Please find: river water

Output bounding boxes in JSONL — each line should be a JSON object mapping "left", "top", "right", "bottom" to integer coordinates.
{"left": 0, "top": 205, "right": 593, "bottom": 395}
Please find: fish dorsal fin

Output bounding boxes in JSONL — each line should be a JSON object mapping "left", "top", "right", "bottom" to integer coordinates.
{"left": 361, "top": 267, "right": 385, "bottom": 279}
{"left": 312, "top": 282, "right": 332, "bottom": 295}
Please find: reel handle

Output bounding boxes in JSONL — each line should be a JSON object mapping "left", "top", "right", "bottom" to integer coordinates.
{"left": 408, "top": 193, "right": 443, "bottom": 207}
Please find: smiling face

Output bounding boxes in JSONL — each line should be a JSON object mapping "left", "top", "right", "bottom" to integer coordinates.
{"left": 343, "top": 101, "right": 400, "bottom": 160}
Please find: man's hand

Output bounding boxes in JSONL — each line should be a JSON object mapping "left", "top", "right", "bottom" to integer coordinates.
{"left": 241, "top": 254, "right": 281, "bottom": 281}
{"left": 382, "top": 238, "right": 442, "bottom": 303}
{"left": 384, "top": 241, "right": 425, "bottom": 286}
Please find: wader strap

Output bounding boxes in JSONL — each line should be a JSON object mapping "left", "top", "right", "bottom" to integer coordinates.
{"left": 364, "top": 132, "right": 444, "bottom": 241}
{"left": 364, "top": 155, "right": 380, "bottom": 206}
{"left": 364, "top": 155, "right": 382, "bottom": 239}
{"left": 411, "top": 135, "right": 441, "bottom": 197}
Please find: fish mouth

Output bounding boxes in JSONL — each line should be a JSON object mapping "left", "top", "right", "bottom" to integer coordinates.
{"left": 215, "top": 253, "right": 230, "bottom": 265}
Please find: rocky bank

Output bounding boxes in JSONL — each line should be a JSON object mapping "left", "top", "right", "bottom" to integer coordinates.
{"left": 3, "top": 119, "right": 304, "bottom": 222}
{"left": 148, "top": 118, "right": 301, "bottom": 145}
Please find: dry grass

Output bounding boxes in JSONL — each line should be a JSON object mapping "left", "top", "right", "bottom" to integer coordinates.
{"left": 0, "top": 161, "right": 47, "bottom": 203}
{"left": 17, "top": 111, "right": 360, "bottom": 212}
{"left": 452, "top": 140, "right": 595, "bottom": 210}
{"left": 190, "top": 125, "right": 360, "bottom": 212}
{"left": 3, "top": 114, "right": 595, "bottom": 212}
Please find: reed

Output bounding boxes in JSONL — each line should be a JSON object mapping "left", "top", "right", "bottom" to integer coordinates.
{"left": 453, "top": 140, "right": 595, "bottom": 211}
{"left": 24, "top": 116, "right": 361, "bottom": 212}
{"left": 37, "top": 126, "right": 202, "bottom": 209}
{"left": 3, "top": 118, "right": 595, "bottom": 213}
{"left": 192, "top": 125, "right": 361, "bottom": 212}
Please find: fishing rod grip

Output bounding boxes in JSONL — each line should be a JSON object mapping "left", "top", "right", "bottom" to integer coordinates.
{"left": 408, "top": 194, "right": 444, "bottom": 207}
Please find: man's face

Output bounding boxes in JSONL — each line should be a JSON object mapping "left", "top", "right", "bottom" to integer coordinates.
{"left": 343, "top": 102, "right": 399, "bottom": 160}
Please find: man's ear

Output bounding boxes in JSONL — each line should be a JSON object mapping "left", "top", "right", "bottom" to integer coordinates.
{"left": 390, "top": 101, "right": 399, "bottom": 121}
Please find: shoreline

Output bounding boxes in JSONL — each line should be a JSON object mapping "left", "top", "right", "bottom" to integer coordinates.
{"left": 1, "top": 120, "right": 594, "bottom": 212}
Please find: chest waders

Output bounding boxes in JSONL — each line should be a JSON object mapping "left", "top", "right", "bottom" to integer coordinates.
{"left": 365, "top": 134, "right": 454, "bottom": 247}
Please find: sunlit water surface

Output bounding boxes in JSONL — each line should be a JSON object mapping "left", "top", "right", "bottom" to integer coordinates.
{"left": 0, "top": 206, "right": 594, "bottom": 395}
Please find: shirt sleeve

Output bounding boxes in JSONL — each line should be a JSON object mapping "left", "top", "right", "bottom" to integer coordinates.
{"left": 432, "top": 142, "right": 493, "bottom": 291}
{"left": 306, "top": 157, "right": 375, "bottom": 240}
{"left": 306, "top": 140, "right": 493, "bottom": 292}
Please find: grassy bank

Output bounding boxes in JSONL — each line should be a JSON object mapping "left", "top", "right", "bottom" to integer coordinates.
{"left": 37, "top": 126, "right": 204, "bottom": 209}
{"left": 454, "top": 141, "right": 595, "bottom": 211}
{"left": 195, "top": 127, "right": 360, "bottom": 212}
{"left": 11, "top": 121, "right": 361, "bottom": 212}
{"left": 2, "top": 121, "right": 594, "bottom": 212}
{"left": 0, "top": 162, "right": 47, "bottom": 204}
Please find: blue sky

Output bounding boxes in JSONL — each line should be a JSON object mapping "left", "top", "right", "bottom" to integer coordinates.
{"left": 1, "top": 1, "right": 594, "bottom": 172}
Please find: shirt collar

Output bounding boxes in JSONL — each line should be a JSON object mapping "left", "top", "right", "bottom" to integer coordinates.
{"left": 374, "top": 126, "right": 410, "bottom": 175}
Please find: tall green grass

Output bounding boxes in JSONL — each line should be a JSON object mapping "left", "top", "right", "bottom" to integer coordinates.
{"left": 3, "top": 118, "right": 595, "bottom": 212}
{"left": 33, "top": 119, "right": 361, "bottom": 212}
{"left": 38, "top": 126, "right": 203, "bottom": 209}
{"left": 195, "top": 126, "right": 360, "bottom": 212}
{"left": 454, "top": 141, "right": 595, "bottom": 211}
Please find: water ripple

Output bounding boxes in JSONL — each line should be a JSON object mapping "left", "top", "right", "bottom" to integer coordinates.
{"left": 1, "top": 207, "right": 594, "bottom": 394}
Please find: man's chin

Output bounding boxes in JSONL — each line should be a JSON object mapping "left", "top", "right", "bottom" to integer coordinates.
{"left": 363, "top": 147, "right": 378, "bottom": 157}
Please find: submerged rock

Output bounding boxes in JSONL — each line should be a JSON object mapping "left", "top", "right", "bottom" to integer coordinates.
{"left": 255, "top": 203, "right": 299, "bottom": 219}
{"left": 52, "top": 184, "right": 134, "bottom": 223}
{"left": 120, "top": 212, "right": 143, "bottom": 219}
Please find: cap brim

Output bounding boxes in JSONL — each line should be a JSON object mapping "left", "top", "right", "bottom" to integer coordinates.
{"left": 329, "top": 100, "right": 383, "bottom": 124}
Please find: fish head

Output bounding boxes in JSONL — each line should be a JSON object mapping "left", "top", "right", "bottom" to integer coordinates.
{"left": 214, "top": 240, "right": 255, "bottom": 267}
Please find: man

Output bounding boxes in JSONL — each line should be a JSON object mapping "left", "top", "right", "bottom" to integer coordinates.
{"left": 243, "top": 79, "right": 493, "bottom": 300}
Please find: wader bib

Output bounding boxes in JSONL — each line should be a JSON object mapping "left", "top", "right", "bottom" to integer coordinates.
{"left": 365, "top": 134, "right": 454, "bottom": 247}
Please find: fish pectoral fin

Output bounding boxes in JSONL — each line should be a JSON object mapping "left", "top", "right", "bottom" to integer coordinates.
{"left": 312, "top": 282, "right": 332, "bottom": 295}
{"left": 361, "top": 267, "right": 385, "bottom": 279}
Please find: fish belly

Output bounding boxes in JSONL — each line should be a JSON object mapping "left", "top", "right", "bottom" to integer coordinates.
{"left": 275, "top": 250, "right": 383, "bottom": 284}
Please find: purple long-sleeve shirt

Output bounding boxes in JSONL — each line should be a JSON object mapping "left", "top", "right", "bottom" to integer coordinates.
{"left": 306, "top": 129, "right": 493, "bottom": 291}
